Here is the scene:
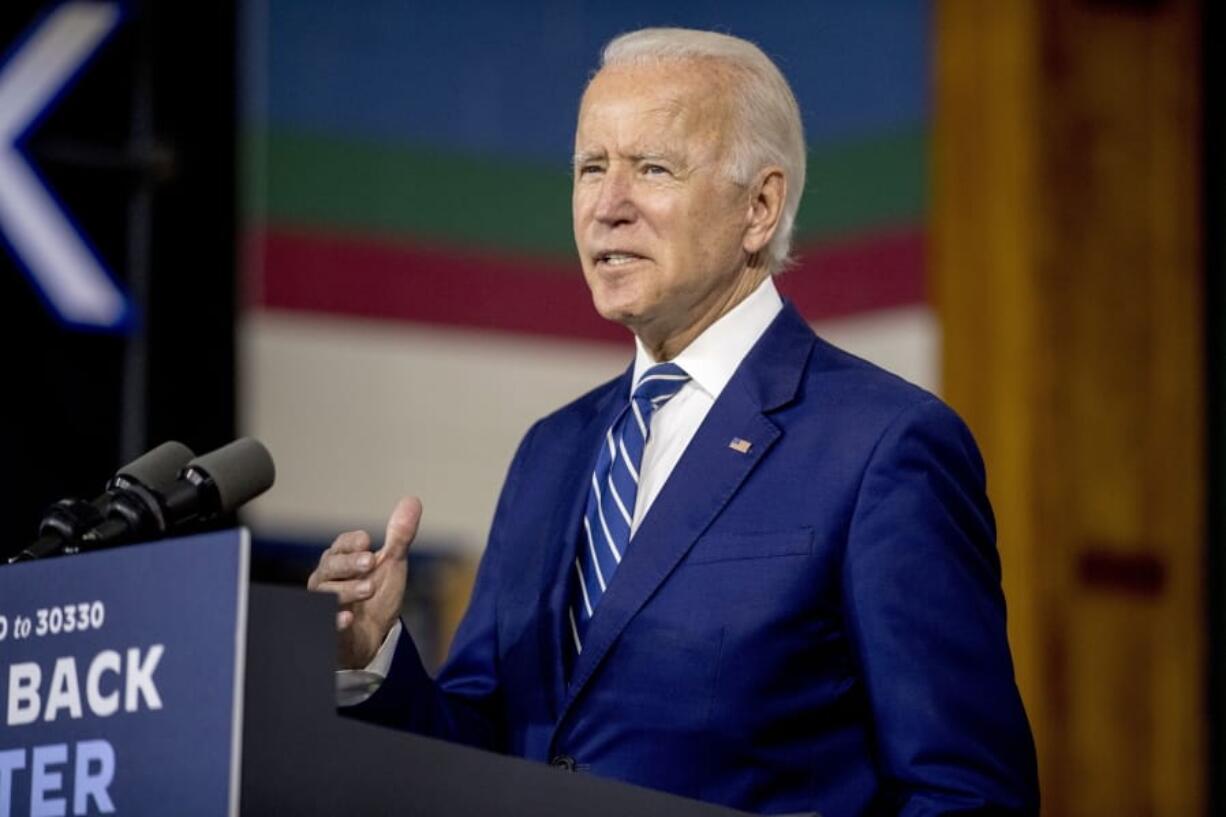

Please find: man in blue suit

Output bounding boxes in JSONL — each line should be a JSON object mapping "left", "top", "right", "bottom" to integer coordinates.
{"left": 308, "top": 28, "right": 1038, "bottom": 817}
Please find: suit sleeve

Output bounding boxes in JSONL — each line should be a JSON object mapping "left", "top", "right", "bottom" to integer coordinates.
{"left": 841, "top": 398, "right": 1039, "bottom": 816}
{"left": 344, "top": 421, "right": 541, "bottom": 751}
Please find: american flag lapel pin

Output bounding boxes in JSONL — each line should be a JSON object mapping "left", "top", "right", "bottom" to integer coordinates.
{"left": 728, "top": 437, "right": 752, "bottom": 454}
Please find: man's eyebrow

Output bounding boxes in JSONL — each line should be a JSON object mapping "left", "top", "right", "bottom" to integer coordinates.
{"left": 631, "top": 150, "right": 684, "bottom": 165}
{"left": 573, "top": 150, "right": 605, "bottom": 166}
{"left": 571, "top": 148, "right": 689, "bottom": 169}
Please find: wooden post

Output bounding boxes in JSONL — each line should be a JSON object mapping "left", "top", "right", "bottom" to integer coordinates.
{"left": 933, "top": 2, "right": 1205, "bottom": 814}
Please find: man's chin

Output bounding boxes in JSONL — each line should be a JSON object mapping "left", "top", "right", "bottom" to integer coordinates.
{"left": 590, "top": 293, "right": 646, "bottom": 327}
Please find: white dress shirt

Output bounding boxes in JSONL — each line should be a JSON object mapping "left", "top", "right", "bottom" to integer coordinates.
{"left": 627, "top": 277, "right": 783, "bottom": 535}
{"left": 337, "top": 277, "right": 784, "bottom": 705}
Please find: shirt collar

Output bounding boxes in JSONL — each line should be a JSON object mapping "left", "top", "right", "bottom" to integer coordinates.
{"left": 631, "top": 277, "right": 784, "bottom": 400}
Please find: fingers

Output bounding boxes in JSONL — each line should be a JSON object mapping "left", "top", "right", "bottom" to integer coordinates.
{"left": 331, "top": 529, "right": 372, "bottom": 554}
{"left": 308, "top": 497, "right": 420, "bottom": 605}
{"left": 380, "top": 496, "right": 423, "bottom": 563}
{"left": 308, "top": 551, "right": 375, "bottom": 590}
{"left": 307, "top": 530, "right": 373, "bottom": 591}
{"left": 312, "top": 577, "right": 376, "bottom": 606}
{"left": 322, "top": 550, "right": 375, "bottom": 580}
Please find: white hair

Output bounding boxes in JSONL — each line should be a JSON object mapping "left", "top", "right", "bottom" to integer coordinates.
{"left": 600, "top": 28, "right": 807, "bottom": 273}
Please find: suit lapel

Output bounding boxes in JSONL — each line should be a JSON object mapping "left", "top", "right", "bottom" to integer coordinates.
{"left": 552, "top": 303, "right": 816, "bottom": 732}
{"left": 525, "top": 366, "right": 631, "bottom": 716}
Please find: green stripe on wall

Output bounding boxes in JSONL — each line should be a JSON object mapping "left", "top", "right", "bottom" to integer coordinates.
{"left": 253, "top": 132, "right": 576, "bottom": 256}
{"left": 796, "top": 128, "right": 927, "bottom": 240}
{"left": 250, "top": 126, "right": 926, "bottom": 258}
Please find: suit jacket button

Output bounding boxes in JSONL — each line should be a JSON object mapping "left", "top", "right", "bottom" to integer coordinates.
{"left": 550, "top": 754, "right": 577, "bottom": 771}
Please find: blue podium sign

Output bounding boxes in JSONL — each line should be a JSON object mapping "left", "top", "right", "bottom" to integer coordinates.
{"left": 0, "top": 529, "right": 250, "bottom": 817}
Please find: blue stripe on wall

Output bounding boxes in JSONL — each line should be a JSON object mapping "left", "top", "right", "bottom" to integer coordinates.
{"left": 251, "top": 0, "right": 929, "bottom": 160}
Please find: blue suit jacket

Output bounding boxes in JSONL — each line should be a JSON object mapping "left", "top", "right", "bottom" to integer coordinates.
{"left": 352, "top": 303, "right": 1039, "bottom": 816}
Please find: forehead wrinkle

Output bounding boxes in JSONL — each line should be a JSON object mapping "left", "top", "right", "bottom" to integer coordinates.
{"left": 575, "top": 115, "right": 686, "bottom": 165}
{"left": 576, "top": 64, "right": 735, "bottom": 169}
{"left": 629, "top": 148, "right": 685, "bottom": 164}
{"left": 653, "top": 83, "right": 736, "bottom": 164}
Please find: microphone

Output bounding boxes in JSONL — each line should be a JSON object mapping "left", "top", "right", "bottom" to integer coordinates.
{"left": 8, "top": 441, "right": 196, "bottom": 564}
{"left": 79, "top": 437, "right": 275, "bottom": 549}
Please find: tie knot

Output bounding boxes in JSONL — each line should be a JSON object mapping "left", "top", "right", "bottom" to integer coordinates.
{"left": 632, "top": 362, "right": 690, "bottom": 411}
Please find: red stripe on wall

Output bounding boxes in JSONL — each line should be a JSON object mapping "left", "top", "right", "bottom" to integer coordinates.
{"left": 255, "top": 230, "right": 626, "bottom": 342}
{"left": 780, "top": 230, "right": 926, "bottom": 319}
{"left": 253, "top": 228, "right": 924, "bottom": 343}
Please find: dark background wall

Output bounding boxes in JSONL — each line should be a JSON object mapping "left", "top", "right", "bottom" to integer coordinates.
{"left": 0, "top": 0, "right": 236, "bottom": 555}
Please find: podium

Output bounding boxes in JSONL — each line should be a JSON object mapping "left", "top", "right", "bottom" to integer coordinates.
{"left": 0, "top": 530, "right": 766, "bottom": 816}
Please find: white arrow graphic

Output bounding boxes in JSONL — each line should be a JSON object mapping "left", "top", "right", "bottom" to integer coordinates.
{"left": 0, "top": 2, "right": 128, "bottom": 330}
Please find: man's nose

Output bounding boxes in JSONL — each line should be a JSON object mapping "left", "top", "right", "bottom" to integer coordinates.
{"left": 592, "top": 166, "right": 637, "bottom": 225}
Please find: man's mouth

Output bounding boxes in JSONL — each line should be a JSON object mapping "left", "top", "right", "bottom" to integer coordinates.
{"left": 594, "top": 251, "right": 646, "bottom": 267}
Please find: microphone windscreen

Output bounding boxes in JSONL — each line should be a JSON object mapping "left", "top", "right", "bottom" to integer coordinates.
{"left": 116, "top": 441, "right": 196, "bottom": 489}
{"left": 188, "top": 437, "right": 276, "bottom": 513}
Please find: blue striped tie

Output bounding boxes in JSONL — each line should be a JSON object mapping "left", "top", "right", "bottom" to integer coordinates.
{"left": 568, "top": 362, "right": 690, "bottom": 656}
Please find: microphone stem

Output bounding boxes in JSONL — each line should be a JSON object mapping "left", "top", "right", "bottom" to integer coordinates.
{"left": 8, "top": 534, "right": 63, "bottom": 564}
{"left": 79, "top": 517, "right": 132, "bottom": 550}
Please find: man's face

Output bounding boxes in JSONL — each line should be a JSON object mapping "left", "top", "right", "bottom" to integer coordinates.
{"left": 572, "top": 61, "right": 757, "bottom": 350}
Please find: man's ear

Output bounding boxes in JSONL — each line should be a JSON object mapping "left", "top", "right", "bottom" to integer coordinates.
{"left": 743, "top": 167, "right": 786, "bottom": 256}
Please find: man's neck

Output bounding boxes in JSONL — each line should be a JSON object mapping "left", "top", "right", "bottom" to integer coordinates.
{"left": 639, "top": 267, "right": 771, "bottom": 361}
{"left": 631, "top": 274, "right": 782, "bottom": 402}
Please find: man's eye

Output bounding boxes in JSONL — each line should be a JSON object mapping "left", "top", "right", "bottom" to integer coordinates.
{"left": 578, "top": 164, "right": 604, "bottom": 176}
{"left": 643, "top": 164, "right": 670, "bottom": 176}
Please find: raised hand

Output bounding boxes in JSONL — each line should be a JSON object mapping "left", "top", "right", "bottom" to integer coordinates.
{"left": 307, "top": 496, "right": 422, "bottom": 669}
